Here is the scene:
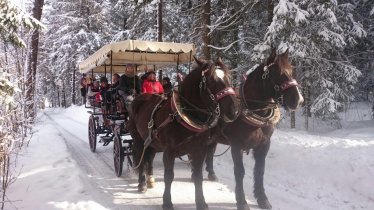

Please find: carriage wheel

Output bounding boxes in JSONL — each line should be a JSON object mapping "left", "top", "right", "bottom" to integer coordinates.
{"left": 113, "top": 136, "right": 124, "bottom": 177}
{"left": 88, "top": 115, "right": 97, "bottom": 152}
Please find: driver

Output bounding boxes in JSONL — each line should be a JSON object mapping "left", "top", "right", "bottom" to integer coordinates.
{"left": 117, "top": 64, "right": 140, "bottom": 113}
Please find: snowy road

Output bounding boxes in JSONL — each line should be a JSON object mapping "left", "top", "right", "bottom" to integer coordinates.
{"left": 7, "top": 106, "right": 374, "bottom": 210}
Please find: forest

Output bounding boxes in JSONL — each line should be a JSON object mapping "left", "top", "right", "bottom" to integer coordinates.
{"left": 0, "top": 0, "right": 373, "bottom": 207}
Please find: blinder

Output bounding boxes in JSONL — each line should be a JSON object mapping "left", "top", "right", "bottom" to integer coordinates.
{"left": 198, "top": 63, "right": 236, "bottom": 119}
{"left": 262, "top": 63, "right": 298, "bottom": 105}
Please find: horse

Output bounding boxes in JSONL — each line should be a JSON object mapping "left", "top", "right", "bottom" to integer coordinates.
{"left": 203, "top": 48, "right": 304, "bottom": 210}
{"left": 127, "top": 56, "right": 240, "bottom": 210}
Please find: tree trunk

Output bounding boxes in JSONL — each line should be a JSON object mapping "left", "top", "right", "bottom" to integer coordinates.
{"left": 158, "top": 0, "right": 163, "bottom": 81}
{"left": 202, "top": 0, "right": 211, "bottom": 60}
{"left": 72, "top": 67, "right": 76, "bottom": 105}
{"left": 267, "top": 0, "right": 274, "bottom": 25}
{"left": 157, "top": 0, "right": 163, "bottom": 42}
{"left": 26, "top": 0, "right": 45, "bottom": 119}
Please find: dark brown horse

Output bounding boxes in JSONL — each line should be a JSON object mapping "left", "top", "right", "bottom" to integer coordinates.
{"left": 128, "top": 57, "right": 239, "bottom": 210}
{"left": 204, "top": 49, "right": 304, "bottom": 210}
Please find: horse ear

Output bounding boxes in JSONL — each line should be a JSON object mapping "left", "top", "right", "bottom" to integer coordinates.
{"left": 216, "top": 57, "right": 223, "bottom": 64}
{"left": 266, "top": 47, "right": 277, "bottom": 65}
{"left": 215, "top": 57, "right": 223, "bottom": 67}
{"left": 193, "top": 55, "right": 203, "bottom": 66}
{"left": 215, "top": 57, "right": 229, "bottom": 72}
{"left": 281, "top": 48, "right": 289, "bottom": 60}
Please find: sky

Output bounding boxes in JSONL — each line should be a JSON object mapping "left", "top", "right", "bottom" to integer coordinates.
{"left": 6, "top": 103, "right": 374, "bottom": 210}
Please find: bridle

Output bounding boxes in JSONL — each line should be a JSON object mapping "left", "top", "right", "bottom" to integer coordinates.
{"left": 180, "top": 63, "right": 236, "bottom": 126}
{"left": 242, "top": 62, "right": 299, "bottom": 111}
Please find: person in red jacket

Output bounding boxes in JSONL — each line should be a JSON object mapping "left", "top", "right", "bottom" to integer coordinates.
{"left": 142, "top": 71, "right": 164, "bottom": 94}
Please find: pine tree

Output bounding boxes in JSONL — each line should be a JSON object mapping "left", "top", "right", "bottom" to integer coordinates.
{"left": 38, "top": 0, "right": 111, "bottom": 107}
{"left": 253, "top": 0, "right": 364, "bottom": 124}
{"left": 0, "top": 0, "right": 42, "bottom": 47}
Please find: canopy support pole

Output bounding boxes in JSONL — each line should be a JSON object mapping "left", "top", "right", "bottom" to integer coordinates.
{"left": 177, "top": 54, "right": 179, "bottom": 73}
{"left": 110, "top": 51, "right": 113, "bottom": 84}
{"left": 188, "top": 51, "right": 192, "bottom": 73}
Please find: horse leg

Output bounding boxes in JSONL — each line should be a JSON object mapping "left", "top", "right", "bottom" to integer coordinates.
{"left": 146, "top": 148, "right": 156, "bottom": 188}
{"left": 162, "top": 150, "right": 175, "bottom": 210}
{"left": 253, "top": 141, "right": 272, "bottom": 209}
{"left": 191, "top": 150, "right": 209, "bottom": 210}
{"left": 205, "top": 142, "right": 218, "bottom": 181}
{"left": 132, "top": 133, "right": 147, "bottom": 193}
{"left": 231, "top": 145, "right": 250, "bottom": 210}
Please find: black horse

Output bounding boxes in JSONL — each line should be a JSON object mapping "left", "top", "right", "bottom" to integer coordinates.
{"left": 204, "top": 48, "right": 304, "bottom": 210}
{"left": 128, "top": 57, "right": 239, "bottom": 210}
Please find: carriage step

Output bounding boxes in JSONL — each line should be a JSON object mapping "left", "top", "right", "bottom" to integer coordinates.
{"left": 122, "top": 139, "right": 132, "bottom": 144}
{"left": 100, "top": 136, "right": 113, "bottom": 146}
{"left": 107, "top": 115, "right": 126, "bottom": 121}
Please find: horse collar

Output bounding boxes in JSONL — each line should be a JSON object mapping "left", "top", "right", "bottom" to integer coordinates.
{"left": 239, "top": 82, "right": 280, "bottom": 127}
{"left": 171, "top": 91, "right": 216, "bottom": 133}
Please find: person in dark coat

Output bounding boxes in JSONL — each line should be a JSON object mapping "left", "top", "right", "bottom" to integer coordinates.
{"left": 118, "top": 64, "right": 140, "bottom": 96}
{"left": 79, "top": 73, "right": 87, "bottom": 104}
{"left": 111, "top": 73, "right": 120, "bottom": 89}
{"left": 117, "top": 64, "right": 140, "bottom": 114}
{"left": 162, "top": 76, "right": 173, "bottom": 94}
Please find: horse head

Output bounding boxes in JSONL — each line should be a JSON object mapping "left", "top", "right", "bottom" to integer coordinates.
{"left": 180, "top": 56, "right": 239, "bottom": 125}
{"left": 245, "top": 48, "right": 304, "bottom": 111}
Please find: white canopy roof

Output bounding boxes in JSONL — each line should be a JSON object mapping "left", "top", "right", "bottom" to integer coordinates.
{"left": 79, "top": 40, "right": 195, "bottom": 73}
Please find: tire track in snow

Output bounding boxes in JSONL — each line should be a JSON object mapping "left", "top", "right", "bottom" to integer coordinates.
{"left": 43, "top": 110, "right": 241, "bottom": 209}
{"left": 43, "top": 112, "right": 166, "bottom": 209}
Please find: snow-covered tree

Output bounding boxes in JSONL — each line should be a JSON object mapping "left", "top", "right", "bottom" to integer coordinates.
{"left": 253, "top": 0, "right": 364, "bottom": 122}
{"left": 38, "top": 0, "right": 111, "bottom": 106}
{"left": 0, "top": 0, "right": 42, "bottom": 47}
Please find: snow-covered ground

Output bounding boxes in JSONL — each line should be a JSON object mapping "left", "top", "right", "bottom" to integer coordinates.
{"left": 7, "top": 104, "right": 374, "bottom": 210}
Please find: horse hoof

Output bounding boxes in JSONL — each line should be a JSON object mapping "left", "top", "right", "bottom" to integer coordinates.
{"left": 147, "top": 176, "right": 156, "bottom": 188}
{"left": 207, "top": 173, "right": 218, "bottom": 181}
{"left": 257, "top": 199, "right": 272, "bottom": 209}
{"left": 197, "top": 203, "right": 209, "bottom": 210}
{"left": 162, "top": 203, "right": 174, "bottom": 210}
{"left": 137, "top": 184, "right": 147, "bottom": 193}
{"left": 237, "top": 203, "right": 250, "bottom": 210}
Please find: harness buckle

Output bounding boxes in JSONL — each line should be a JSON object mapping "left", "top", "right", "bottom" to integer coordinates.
{"left": 210, "top": 94, "right": 215, "bottom": 101}
{"left": 276, "top": 95, "right": 284, "bottom": 105}
{"left": 262, "top": 66, "right": 269, "bottom": 79}
{"left": 170, "top": 112, "right": 178, "bottom": 120}
{"left": 148, "top": 119, "right": 154, "bottom": 129}
{"left": 215, "top": 105, "right": 220, "bottom": 115}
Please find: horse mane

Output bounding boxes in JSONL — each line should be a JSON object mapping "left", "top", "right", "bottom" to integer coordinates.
{"left": 274, "top": 51, "right": 293, "bottom": 76}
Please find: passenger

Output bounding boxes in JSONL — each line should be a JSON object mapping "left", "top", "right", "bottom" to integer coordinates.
{"left": 162, "top": 76, "right": 173, "bottom": 94}
{"left": 99, "top": 76, "right": 111, "bottom": 126}
{"left": 79, "top": 73, "right": 87, "bottom": 104}
{"left": 99, "top": 76, "right": 111, "bottom": 103}
{"left": 118, "top": 64, "right": 140, "bottom": 114}
{"left": 140, "top": 71, "right": 150, "bottom": 91}
{"left": 91, "top": 80, "right": 100, "bottom": 92}
{"left": 87, "top": 80, "right": 100, "bottom": 97}
{"left": 111, "top": 73, "right": 120, "bottom": 89}
{"left": 142, "top": 71, "right": 164, "bottom": 94}
{"left": 118, "top": 64, "right": 140, "bottom": 98}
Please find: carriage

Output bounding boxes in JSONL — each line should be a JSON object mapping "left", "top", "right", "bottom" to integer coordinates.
{"left": 78, "top": 40, "right": 195, "bottom": 177}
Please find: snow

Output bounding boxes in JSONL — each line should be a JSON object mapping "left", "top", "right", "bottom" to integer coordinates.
{"left": 7, "top": 104, "right": 374, "bottom": 210}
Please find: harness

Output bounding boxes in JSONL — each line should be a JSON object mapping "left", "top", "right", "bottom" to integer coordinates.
{"left": 144, "top": 88, "right": 235, "bottom": 148}
{"left": 239, "top": 63, "right": 298, "bottom": 127}
{"left": 143, "top": 65, "right": 236, "bottom": 149}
